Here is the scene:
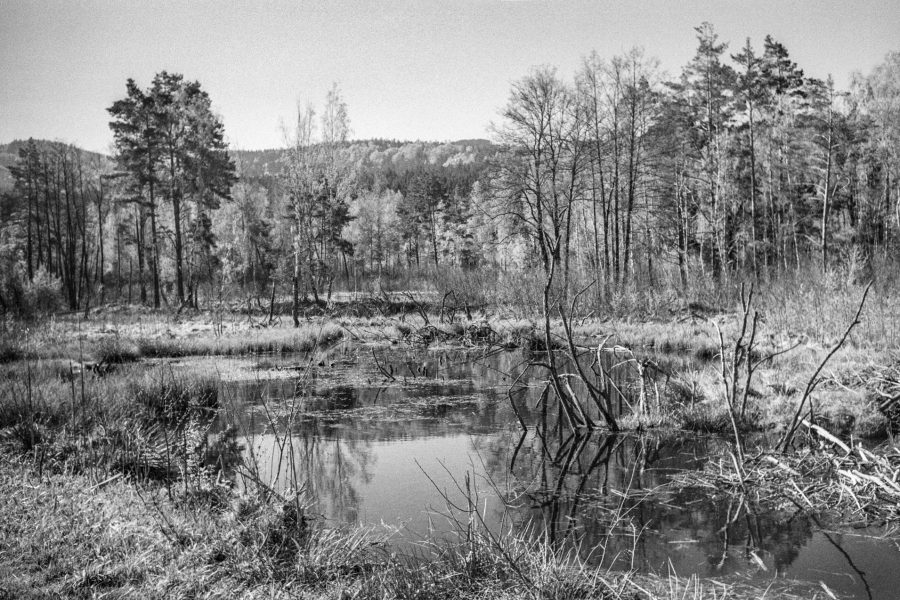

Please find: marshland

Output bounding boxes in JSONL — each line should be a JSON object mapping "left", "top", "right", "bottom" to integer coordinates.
{"left": 3, "top": 6, "right": 900, "bottom": 599}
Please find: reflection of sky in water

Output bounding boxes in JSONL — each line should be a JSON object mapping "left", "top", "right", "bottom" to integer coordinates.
{"left": 204, "top": 346, "right": 899, "bottom": 600}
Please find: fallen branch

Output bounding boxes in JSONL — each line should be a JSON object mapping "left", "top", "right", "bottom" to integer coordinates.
{"left": 802, "top": 418, "right": 850, "bottom": 455}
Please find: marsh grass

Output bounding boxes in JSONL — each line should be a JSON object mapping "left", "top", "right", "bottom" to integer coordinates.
{"left": 0, "top": 312, "right": 352, "bottom": 364}
{"left": 0, "top": 276, "right": 897, "bottom": 598}
{"left": 0, "top": 360, "right": 221, "bottom": 480}
{"left": 758, "top": 265, "right": 900, "bottom": 349}
{"left": 665, "top": 362, "right": 888, "bottom": 438}
{"left": 0, "top": 349, "right": 854, "bottom": 599}
{"left": 94, "top": 335, "right": 141, "bottom": 364}
{"left": 129, "top": 368, "right": 219, "bottom": 421}
{"left": 136, "top": 321, "right": 346, "bottom": 358}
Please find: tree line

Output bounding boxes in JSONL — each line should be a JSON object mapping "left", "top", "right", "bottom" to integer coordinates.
{"left": 486, "top": 24, "right": 899, "bottom": 296}
{"left": 1, "top": 72, "right": 236, "bottom": 313}
{"left": 1, "top": 141, "right": 108, "bottom": 311}
{"left": 1, "top": 24, "right": 898, "bottom": 316}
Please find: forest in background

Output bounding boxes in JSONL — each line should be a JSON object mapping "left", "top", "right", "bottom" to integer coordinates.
{"left": 1, "top": 23, "right": 899, "bottom": 317}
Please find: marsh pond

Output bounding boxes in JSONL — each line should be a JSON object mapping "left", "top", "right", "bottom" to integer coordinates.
{"left": 168, "top": 343, "right": 899, "bottom": 600}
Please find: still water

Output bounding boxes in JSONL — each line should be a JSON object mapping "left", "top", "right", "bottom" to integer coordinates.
{"left": 191, "top": 344, "right": 898, "bottom": 600}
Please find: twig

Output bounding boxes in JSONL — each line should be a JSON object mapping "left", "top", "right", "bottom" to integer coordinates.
{"left": 371, "top": 348, "right": 396, "bottom": 381}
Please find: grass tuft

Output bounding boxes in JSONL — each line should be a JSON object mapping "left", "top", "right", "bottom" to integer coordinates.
{"left": 95, "top": 335, "right": 142, "bottom": 364}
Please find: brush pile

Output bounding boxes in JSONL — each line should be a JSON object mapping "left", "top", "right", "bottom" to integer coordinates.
{"left": 672, "top": 420, "right": 900, "bottom": 523}
{"left": 867, "top": 361, "right": 900, "bottom": 422}
{"left": 834, "top": 356, "right": 900, "bottom": 424}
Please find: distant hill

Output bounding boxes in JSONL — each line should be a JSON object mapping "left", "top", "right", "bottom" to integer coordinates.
{"left": 0, "top": 139, "right": 109, "bottom": 192}
{"left": 0, "top": 144, "right": 19, "bottom": 191}
{"left": 232, "top": 138, "right": 499, "bottom": 180}
{"left": 1, "top": 138, "right": 500, "bottom": 192}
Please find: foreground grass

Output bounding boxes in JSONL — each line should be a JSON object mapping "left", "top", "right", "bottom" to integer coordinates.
{"left": 0, "top": 452, "right": 826, "bottom": 600}
{"left": 0, "top": 452, "right": 369, "bottom": 599}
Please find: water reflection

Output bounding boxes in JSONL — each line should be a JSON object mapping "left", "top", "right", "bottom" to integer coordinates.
{"left": 201, "top": 346, "right": 898, "bottom": 600}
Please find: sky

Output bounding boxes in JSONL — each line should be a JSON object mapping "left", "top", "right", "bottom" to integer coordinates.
{"left": 1, "top": 0, "right": 898, "bottom": 153}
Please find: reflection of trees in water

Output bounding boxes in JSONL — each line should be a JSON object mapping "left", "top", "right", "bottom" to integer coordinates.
{"left": 236, "top": 427, "right": 374, "bottom": 524}
{"left": 215, "top": 378, "right": 375, "bottom": 524}
{"left": 208, "top": 346, "right": 874, "bottom": 590}
{"left": 469, "top": 348, "right": 824, "bottom": 578}
{"left": 287, "top": 432, "right": 371, "bottom": 524}
{"left": 502, "top": 348, "right": 654, "bottom": 430}
{"left": 474, "top": 426, "right": 817, "bottom": 577}
{"left": 216, "top": 348, "right": 537, "bottom": 525}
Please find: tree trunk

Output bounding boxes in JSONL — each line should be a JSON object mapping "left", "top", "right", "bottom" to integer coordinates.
{"left": 149, "top": 178, "right": 160, "bottom": 309}
{"left": 821, "top": 109, "right": 834, "bottom": 273}
{"left": 748, "top": 96, "right": 759, "bottom": 278}
{"left": 173, "top": 192, "right": 184, "bottom": 304}
{"left": 292, "top": 225, "right": 301, "bottom": 327}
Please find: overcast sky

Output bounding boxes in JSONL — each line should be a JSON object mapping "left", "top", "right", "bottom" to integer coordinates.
{"left": 1, "top": 0, "right": 898, "bottom": 153}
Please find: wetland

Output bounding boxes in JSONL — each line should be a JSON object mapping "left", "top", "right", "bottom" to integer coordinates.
{"left": 2, "top": 304, "right": 899, "bottom": 599}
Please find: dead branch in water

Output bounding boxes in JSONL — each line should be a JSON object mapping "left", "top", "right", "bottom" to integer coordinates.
{"left": 371, "top": 349, "right": 396, "bottom": 381}
{"left": 673, "top": 421, "right": 900, "bottom": 524}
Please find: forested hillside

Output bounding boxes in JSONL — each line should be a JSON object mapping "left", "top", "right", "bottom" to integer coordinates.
{"left": 232, "top": 138, "right": 494, "bottom": 179}
{"left": 0, "top": 144, "right": 18, "bottom": 191}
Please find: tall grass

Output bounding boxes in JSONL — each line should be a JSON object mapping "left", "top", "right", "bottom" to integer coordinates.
{"left": 759, "top": 260, "right": 900, "bottom": 349}
{"left": 136, "top": 321, "right": 345, "bottom": 358}
{"left": 0, "top": 314, "right": 349, "bottom": 364}
{"left": 0, "top": 346, "right": 845, "bottom": 598}
{"left": 0, "top": 360, "right": 220, "bottom": 479}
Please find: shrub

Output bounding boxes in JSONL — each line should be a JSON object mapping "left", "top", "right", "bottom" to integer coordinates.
{"left": 24, "top": 268, "right": 64, "bottom": 315}
{"left": 0, "top": 259, "right": 63, "bottom": 319}
{"left": 95, "top": 336, "right": 141, "bottom": 364}
{"left": 131, "top": 369, "right": 219, "bottom": 421}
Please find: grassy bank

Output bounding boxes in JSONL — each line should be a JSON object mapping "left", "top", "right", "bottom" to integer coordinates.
{"left": 0, "top": 451, "right": 827, "bottom": 600}
{"left": 0, "top": 309, "right": 551, "bottom": 366}
{"left": 2, "top": 291, "right": 895, "bottom": 441}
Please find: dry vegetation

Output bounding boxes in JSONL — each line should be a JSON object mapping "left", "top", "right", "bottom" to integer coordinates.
{"left": 0, "top": 448, "right": 831, "bottom": 600}
{"left": 1, "top": 272, "right": 898, "bottom": 599}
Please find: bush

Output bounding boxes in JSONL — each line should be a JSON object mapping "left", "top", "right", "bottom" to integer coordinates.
{"left": 0, "top": 258, "right": 63, "bottom": 319}
{"left": 95, "top": 336, "right": 141, "bottom": 364}
{"left": 0, "top": 338, "right": 24, "bottom": 363}
{"left": 131, "top": 369, "right": 219, "bottom": 421}
{"left": 24, "top": 268, "right": 64, "bottom": 314}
